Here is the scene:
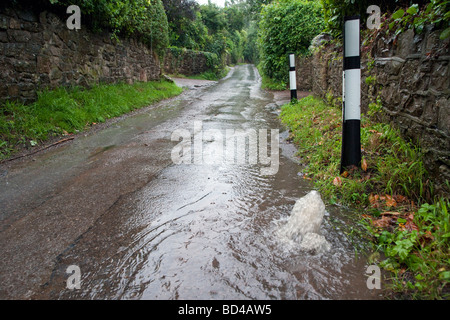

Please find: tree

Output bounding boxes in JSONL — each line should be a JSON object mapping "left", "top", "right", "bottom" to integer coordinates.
{"left": 162, "top": 0, "right": 209, "bottom": 49}
{"left": 224, "top": 5, "right": 245, "bottom": 32}
{"left": 200, "top": 3, "right": 228, "bottom": 34}
{"left": 258, "top": 0, "right": 324, "bottom": 83}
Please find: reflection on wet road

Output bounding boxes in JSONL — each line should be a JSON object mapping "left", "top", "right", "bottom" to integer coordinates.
{"left": 0, "top": 65, "right": 381, "bottom": 299}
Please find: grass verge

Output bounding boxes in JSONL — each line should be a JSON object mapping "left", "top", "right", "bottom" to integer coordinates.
{"left": 260, "top": 75, "right": 286, "bottom": 91}
{"left": 279, "top": 95, "right": 449, "bottom": 299}
{"left": 167, "top": 66, "right": 230, "bottom": 81}
{"left": 255, "top": 63, "right": 286, "bottom": 91}
{"left": 0, "top": 80, "right": 183, "bottom": 161}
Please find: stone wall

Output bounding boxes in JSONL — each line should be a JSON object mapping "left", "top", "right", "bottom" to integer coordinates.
{"left": 295, "top": 55, "right": 313, "bottom": 91}
{"left": 162, "top": 47, "right": 212, "bottom": 76}
{"left": 295, "top": 27, "right": 450, "bottom": 193}
{"left": 0, "top": 6, "right": 161, "bottom": 104}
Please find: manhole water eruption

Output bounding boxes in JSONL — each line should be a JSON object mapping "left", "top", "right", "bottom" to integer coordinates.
{"left": 277, "top": 190, "right": 331, "bottom": 254}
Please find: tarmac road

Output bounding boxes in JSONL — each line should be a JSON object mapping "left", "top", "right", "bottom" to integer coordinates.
{"left": 0, "top": 65, "right": 381, "bottom": 300}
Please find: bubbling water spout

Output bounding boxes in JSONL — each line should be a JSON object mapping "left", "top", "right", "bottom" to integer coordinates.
{"left": 277, "top": 190, "right": 331, "bottom": 254}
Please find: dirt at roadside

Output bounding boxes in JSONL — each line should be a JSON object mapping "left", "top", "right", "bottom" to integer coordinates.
{"left": 270, "top": 89, "right": 311, "bottom": 107}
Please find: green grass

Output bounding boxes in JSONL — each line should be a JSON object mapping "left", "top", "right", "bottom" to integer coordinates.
{"left": 168, "top": 67, "right": 230, "bottom": 81}
{"left": 255, "top": 63, "right": 286, "bottom": 91}
{"left": 189, "top": 67, "right": 230, "bottom": 81}
{"left": 260, "top": 74, "right": 286, "bottom": 91}
{"left": 0, "top": 80, "right": 183, "bottom": 160}
{"left": 369, "top": 199, "right": 450, "bottom": 299}
{"left": 279, "top": 95, "right": 449, "bottom": 299}
{"left": 280, "top": 96, "right": 434, "bottom": 206}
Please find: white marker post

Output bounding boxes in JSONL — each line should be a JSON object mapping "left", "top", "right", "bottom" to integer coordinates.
{"left": 340, "top": 16, "right": 361, "bottom": 173}
{"left": 288, "top": 53, "right": 297, "bottom": 101}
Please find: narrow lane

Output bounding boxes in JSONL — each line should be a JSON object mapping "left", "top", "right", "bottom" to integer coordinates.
{"left": 0, "top": 65, "right": 380, "bottom": 299}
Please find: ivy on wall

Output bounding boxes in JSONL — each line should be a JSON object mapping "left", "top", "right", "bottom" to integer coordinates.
{"left": 47, "top": 0, "right": 169, "bottom": 56}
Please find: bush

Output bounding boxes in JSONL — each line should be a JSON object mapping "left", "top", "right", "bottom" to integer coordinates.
{"left": 243, "top": 20, "right": 259, "bottom": 64}
{"left": 258, "top": 0, "right": 324, "bottom": 84}
{"left": 319, "top": 0, "right": 431, "bottom": 38}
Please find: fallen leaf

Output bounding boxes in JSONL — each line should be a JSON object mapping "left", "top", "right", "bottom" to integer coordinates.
{"left": 341, "top": 171, "right": 349, "bottom": 178}
{"left": 369, "top": 193, "right": 378, "bottom": 202}
{"left": 395, "top": 195, "right": 407, "bottom": 203}
{"left": 380, "top": 211, "right": 401, "bottom": 215}
{"left": 372, "top": 216, "right": 392, "bottom": 228}
{"left": 361, "top": 158, "right": 368, "bottom": 171}
{"left": 424, "top": 230, "right": 434, "bottom": 240}
{"left": 385, "top": 194, "right": 397, "bottom": 207}
{"left": 405, "top": 220, "right": 419, "bottom": 232}
{"left": 369, "top": 193, "right": 380, "bottom": 207}
{"left": 333, "top": 176, "right": 342, "bottom": 187}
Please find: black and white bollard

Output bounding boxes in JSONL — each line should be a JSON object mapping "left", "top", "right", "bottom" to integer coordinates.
{"left": 289, "top": 53, "right": 297, "bottom": 101}
{"left": 340, "top": 16, "right": 361, "bottom": 173}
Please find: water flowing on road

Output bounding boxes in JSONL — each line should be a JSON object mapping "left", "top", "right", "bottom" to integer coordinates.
{"left": 0, "top": 65, "right": 382, "bottom": 299}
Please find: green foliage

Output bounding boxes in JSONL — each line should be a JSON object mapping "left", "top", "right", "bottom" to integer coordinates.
{"left": 199, "top": 3, "right": 247, "bottom": 64}
{"left": 200, "top": 3, "right": 228, "bottom": 34}
{"left": 0, "top": 81, "right": 182, "bottom": 160}
{"left": 374, "top": 199, "right": 450, "bottom": 299}
{"left": 243, "top": 20, "right": 259, "bottom": 64}
{"left": 319, "top": 0, "right": 425, "bottom": 38}
{"left": 370, "top": 122, "right": 431, "bottom": 201}
{"left": 321, "top": 0, "right": 369, "bottom": 38}
{"left": 388, "top": 0, "right": 450, "bottom": 39}
{"left": 48, "top": 0, "right": 169, "bottom": 56}
{"left": 229, "top": 30, "right": 246, "bottom": 64}
{"left": 165, "top": 1, "right": 250, "bottom": 69}
{"left": 246, "top": 0, "right": 272, "bottom": 16}
{"left": 279, "top": 95, "right": 434, "bottom": 207}
{"left": 184, "top": 67, "right": 230, "bottom": 81}
{"left": 225, "top": 4, "right": 246, "bottom": 32}
{"left": 258, "top": 0, "right": 325, "bottom": 84}
{"left": 259, "top": 69, "right": 287, "bottom": 90}
{"left": 162, "top": 0, "right": 198, "bottom": 23}
{"left": 320, "top": 0, "right": 449, "bottom": 39}
{"left": 280, "top": 95, "right": 449, "bottom": 299}
{"left": 164, "top": 1, "right": 209, "bottom": 51}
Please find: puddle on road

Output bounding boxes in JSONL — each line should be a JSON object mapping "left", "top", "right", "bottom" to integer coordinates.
{"left": 40, "top": 65, "right": 382, "bottom": 300}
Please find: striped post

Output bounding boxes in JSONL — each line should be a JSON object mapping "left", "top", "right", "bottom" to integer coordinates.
{"left": 340, "top": 16, "right": 361, "bottom": 173}
{"left": 289, "top": 53, "right": 297, "bottom": 101}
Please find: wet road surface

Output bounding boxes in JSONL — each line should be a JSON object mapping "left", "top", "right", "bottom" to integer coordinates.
{"left": 0, "top": 65, "right": 382, "bottom": 299}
